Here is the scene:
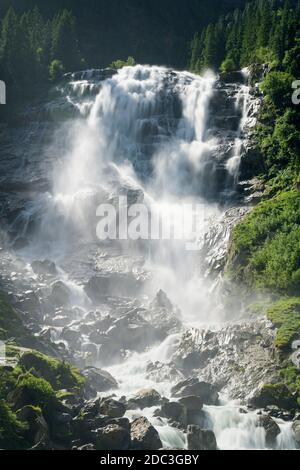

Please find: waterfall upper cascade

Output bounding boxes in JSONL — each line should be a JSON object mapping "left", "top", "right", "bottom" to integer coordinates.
{"left": 0, "top": 65, "right": 297, "bottom": 450}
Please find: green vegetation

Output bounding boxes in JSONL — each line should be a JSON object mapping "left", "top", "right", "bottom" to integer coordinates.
{"left": 190, "top": 0, "right": 300, "bottom": 73}
{"left": 0, "top": 6, "right": 82, "bottom": 103}
{"left": 19, "top": 350, "right": 85, "bottom": 391}
{"left": 0, "top": 346, "right": 85, "bottom": 449}
{"left": 266, "top": 298, "right": 300, "bottom": 350}
{"left": 110, "top": 56, "right": 136, "bottom": 69}
{"left": 0, "top": 400, "right": 27, "bottom": 450}
{"left": 228, "top": 191, "right": 300, "bottom": 293}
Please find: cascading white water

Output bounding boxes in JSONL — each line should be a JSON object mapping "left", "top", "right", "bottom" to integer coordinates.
{"left": 16, "top": 65, "right": 296, "bottom": 450}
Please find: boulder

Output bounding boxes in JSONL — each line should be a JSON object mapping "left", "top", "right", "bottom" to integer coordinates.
{"left": 257, "top": 415, "right": 281, "bottom": 446}
{"left": 171, "top": 378, "right": 219, "bottom": 405}
{"left": 160, "top": 402, "right": 186, "bottom": 426}
{"left": 249, "top": 383, "right": 297, "bottom": 410}
{"left": 179, "top": 396, "right": 203, "bottom": 411}
{"left": 96, "top": 424, "right": 131, "bottom": 451}
{"left": 179, "top": 396, "right": 205, "bottom": 426}
{"left": 99, "top": 398, "right": 126, "bottom": 419}
{"left": 187, "top": 425, "right": 217, "bottom": 451}
{"left": 131, "top": 417, "right": 162, "bottom": 450}
{"left": 31, "top": 260, "right": 57, "bottom": 276}
{"left": 82, "top": 367, "right": 118, "bottom": 395}
{"left": 127, "top": 389, "right": 162, "bottom": 410}
{"left": 16, "top": 405, "right": 49, "bottom": 448}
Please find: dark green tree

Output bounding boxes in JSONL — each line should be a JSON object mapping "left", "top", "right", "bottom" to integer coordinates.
{"left": 51, "top": 9, "right": 81, "bottom": 71}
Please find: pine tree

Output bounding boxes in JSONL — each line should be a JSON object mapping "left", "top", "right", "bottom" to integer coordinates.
{"left": 0, "top": 8, "right": 22, "bottom": 85}
{"left": 51, "top": 10, "right": 81, "bottom": 71}
{"left": 240, "top": 2, "right": 258, "bottom": 66}
{"left": 189, "top": 33, "right": 202, "bottom": 72}
{"left": 202, "top": 24, "right": 219, "bottom": 70}
{"left": 257, "top": 0, "right": 273, "bottom": 48}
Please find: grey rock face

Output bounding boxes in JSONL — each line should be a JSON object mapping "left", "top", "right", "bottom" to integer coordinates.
{"left": 172, "top": 319, "right": 279, "bottom": 402}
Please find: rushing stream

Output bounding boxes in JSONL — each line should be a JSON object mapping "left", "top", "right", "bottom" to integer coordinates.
{"left": 2, "top": 65, "right": 297, "bottom": 449}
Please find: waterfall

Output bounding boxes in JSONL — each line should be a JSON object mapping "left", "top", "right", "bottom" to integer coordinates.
{"left": 10, "top": 65, "right": 297, "bottom": 450}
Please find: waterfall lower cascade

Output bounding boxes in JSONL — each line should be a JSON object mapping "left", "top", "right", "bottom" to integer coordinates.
{"left": 3, "top": 65, "right": 297, "bottom": 450}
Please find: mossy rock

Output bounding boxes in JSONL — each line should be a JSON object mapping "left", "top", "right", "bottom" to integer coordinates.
{"left": 0, "top": 399, "right": 28, "bottom": 449}
{"left": 250, "top": 383, "right": 298, "bottom": 410}
{"left": 19, "top": 350, "right": 85, "bottom": 391}
{"left": 11, "top": 373, "right": 58, "bottom": 413}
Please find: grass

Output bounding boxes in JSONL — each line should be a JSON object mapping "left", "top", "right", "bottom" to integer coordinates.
{"left": 266, "top": 297, "right": 300, "bottom": 350}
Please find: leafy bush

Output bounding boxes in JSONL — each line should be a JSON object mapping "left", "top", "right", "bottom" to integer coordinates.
{"left": 49, "top": 59, "right": 65, "bottom": 82}
{"left": 260, "top": 71, "right": 295, "bottom": 110}
{"left": 110, "top": 56, "right": 136, "bottom": 69}
{"left": 220, "top": 57, "right": 236, "bottom": 73}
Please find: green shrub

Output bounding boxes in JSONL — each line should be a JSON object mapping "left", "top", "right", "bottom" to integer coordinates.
{"left": 49, "top": 59, "right": 65, "bottom": 82}
{"left": 110, "top": 56, "right": 136, "bottom": 69}
{"left": 220, "top": 57, "right": 236, "bottom": 73}
{"left": 260, "top": 71, "right": 295, "bottom": 110}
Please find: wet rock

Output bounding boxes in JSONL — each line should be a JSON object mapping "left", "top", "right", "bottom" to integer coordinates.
{"left": 292, "top": 421, "right": 300, "bottom": 447}
{"left": 31, "top": 260, "right": 57, "bottom": 276}
{"left": 99, "top": 398, "right": 126, "bottom": 419}
{"left": 82, "top": 367, "right": 118, "bottom": 395}
{"left": 187, "top": 425, "right": 217, "bottom": 451}
{"left": 171, "top": 378, "right": 219, "bottom": 406}
{"left": 257, "top": 415, "right": 281, "bottom": 446}
{"left": 105, "top": 312, "right": 158, "bottom": 355}
{"left": 61, "top": 327, "right": 81, "bottom": 347}
{"left": 178, "top": 396, "right": 203, "bottom": 411}
{"left": 131, "top": 417, "right": 162, "bottom": 450}
{"left": 249, "top": 384, "right": 297, "bottom": 411}
{"left": 159, "top": 402, "right": 186, "bottom": 426}
{"left": 96, "top": 424, "right": 130, "bottom": 451}
{"left": 49, "top": 281, "right": 71, "bottom": 307}
{"left": 127, "top": 389, "right": 162, "bottom": 410}
{"left": 77, "top": 444, "right": 96, "bottom": 451}
{"left": 16, "top": 405, "right": 49, "bottom": 448}
{"left": 15, "top": 290, "right": 41, "bottom": 316}
{"left": 85, "top": 273, "right": 142, "bottom": 302}
{"left": 146, "top": 361, "right": 185, "bottom": 384}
